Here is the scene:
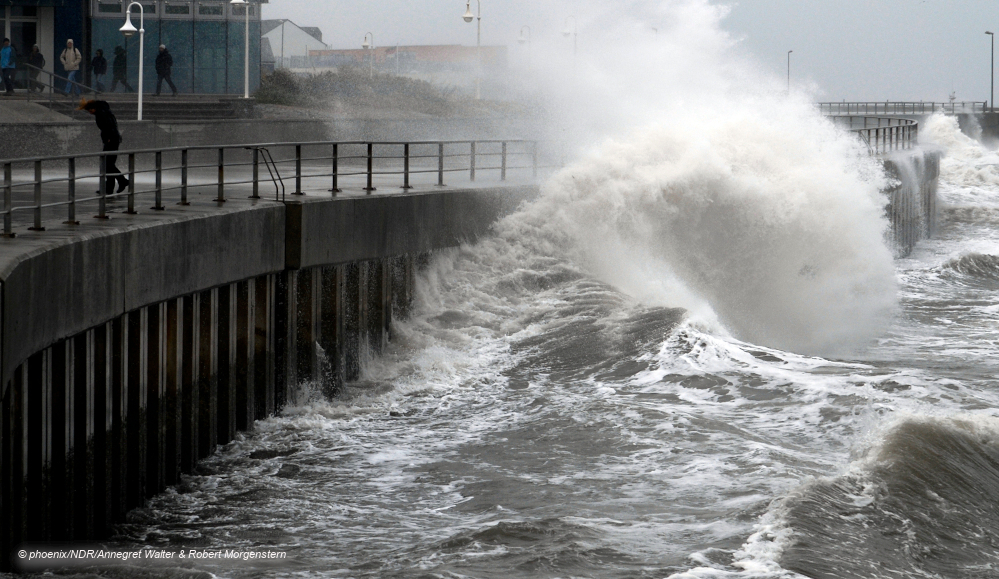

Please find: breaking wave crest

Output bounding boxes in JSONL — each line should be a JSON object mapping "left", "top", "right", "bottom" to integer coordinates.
{"left": 492, "top": 107, "right": 897, "bottom": 355}
{"left": 771, "top": 415, "right": 999, "bottom": 579}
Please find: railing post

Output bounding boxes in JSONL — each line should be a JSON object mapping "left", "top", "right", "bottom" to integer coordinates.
{"left": 29, "top": 160, "right": 44, "bottom": 231}
{"left": 437, "top": 142, "right": 445, "bottom": 187}
{"left": 126, "top": 153, "right": 136, "bottom": 214}
{"left": 500, "top": 142, "right": 508, "bottom": 181}
{"left": 469, "top": 141, "right": 476, "bottom": 182}
{"left": 179, "top": 149, "right": 189, "bottom": 205}
{"left": 3, "top": 162, "right": 13, "bottom": 237}
{"left": 294, "top": 144, "right": 303, "bottom": 195}
{"left": 153, "top": 151, "right": 164, "bottom": 210}
{"left": 251, "top": 147, "right": 260, "bottom": 199}
{"left": 532, "top": 141, "right": 538, "bottom": 179}
{"left": 401, "top": 143, "right": 413, "bottom": 189}
{"left": 95, "top": 155, "right": 109, "bottom": 220}
{"left": 65, "top": 157, "right": 79, "bottom": 225}
{"left": 329, "top": 143, "right": 341, "bottom": 195}
{"left": 365, "top": 142, "right": 376, "bottom": 193}
{"left": 217, "top": 147, "right": 225, "bottom": 203}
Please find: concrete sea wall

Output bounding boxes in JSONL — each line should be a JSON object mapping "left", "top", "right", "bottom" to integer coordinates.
{"left": 0, "top": 185, "right": 537, "bottom": 571}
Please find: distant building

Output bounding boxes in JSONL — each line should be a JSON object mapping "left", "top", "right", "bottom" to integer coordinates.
{"left": 309, "top": 45, "right": 507, "bottom": 75}
{"left": 6, "top": 0, "right": 265, "bottom": 95}
{"left": 261, "top": 19, "right": 328, "bottom": 69}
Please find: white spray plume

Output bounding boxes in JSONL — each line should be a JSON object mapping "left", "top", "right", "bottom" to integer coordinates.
{"left": 492, "top": 0, "right": 899, "bottom": 355}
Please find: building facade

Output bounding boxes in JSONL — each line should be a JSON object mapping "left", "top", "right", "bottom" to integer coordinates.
{"left": 2, "top": 0, "right": 262, "bottom": 95}
{"left": 260, "top": 19, "right": 327, "bottom": 70}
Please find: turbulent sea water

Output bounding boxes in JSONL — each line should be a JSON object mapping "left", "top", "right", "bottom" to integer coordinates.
{"left": 40, "top": 113, "right": 993, "bottom": 579}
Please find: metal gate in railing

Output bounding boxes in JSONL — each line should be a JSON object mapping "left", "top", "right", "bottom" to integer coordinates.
{"left": 0, "top": 139, "right": 542, "bottom": 238}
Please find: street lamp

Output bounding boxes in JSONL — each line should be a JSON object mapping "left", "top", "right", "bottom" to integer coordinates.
{"left": 362, "top": 32, "right": 374, "bottom": 79}
{"left": 230, "top": 0, "right": 250, "bottom": 98}
{"left": 462, "top": 0, "right": 482, "bottom": 100}
{"left": 987, "top": 32, "right": 994, "bottom": 111}
{"left": 518, "top": 25, "right": 531, "bottom": 69}
{"left": 787, "top": 50, "right": 793, "bottom": 94}
{"left": 119, "top": 2, "right": 144, "bottom": 120}
{"left": 517, "top": 25, "right": 531, "bottom": 46}
{"left": 563, "top": 16, "right": 578, "bottom": 65}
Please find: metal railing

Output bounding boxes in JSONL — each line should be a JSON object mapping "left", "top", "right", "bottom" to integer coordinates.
{"left": 0, "top": 139, "right": 541, "bottom": 237}
{"left": 828, "top": 116, "right": 919, "bottom": 155}
{"left": 818, "top": 101, "right": 987, "bottom": 115}
{"left": 18, "top": 64, "right": 102, "bottom": 105}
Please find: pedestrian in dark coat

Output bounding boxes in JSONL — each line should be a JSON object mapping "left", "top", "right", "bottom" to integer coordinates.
{"left": 90, "top": 49, "right": 107, "bottom": 92}
{"left": 110, "top": 46, "right": 133, "bottom": 92}
{"left": 78, "top": 99, "right": 130, "bottom": 194}
{"left": 27, "top": 45, "right": 45, "bottom": 92}
{"left": 154, "top": 44, "right": 177, "bottom": 96}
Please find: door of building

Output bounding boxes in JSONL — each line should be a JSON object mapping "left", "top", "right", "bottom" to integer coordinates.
{"left": 0, "top": 7, "right": 39, "bottom": 88}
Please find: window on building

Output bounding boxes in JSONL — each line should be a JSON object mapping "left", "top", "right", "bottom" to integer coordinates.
{"left": 231, "top": 5, "right": 254, "bottom": 16}
{"left": 198, "top": 3, "right": 223, "bottom": 15}
{"left": 11, "top": 7, "right": 38, "bottom": 18}
{"left": 142, "top": 3, "right": 156, "bottom": 13}
{"left": 97, "top": 2, "right": 123, "bottom": 13}
{"left": 165, "top": 3, "right": 190, "bottom": 14}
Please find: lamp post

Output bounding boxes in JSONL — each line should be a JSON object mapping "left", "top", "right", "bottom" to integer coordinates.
{"left": 518, "top": 25, "right": 530, "bottom": 68}
{"left": 462, "top": 1, "right": 481, "bottom": 100}
{"left": 119, "top": 3, "right": 144, "bottom": 120}
{"left": 563, "top": 16, "right": 578, "bottom": 68}
{"left": 362, "top": 32, "right": 374, "bottom": 79}
{"left": 988, "top": 32, "right": 994, "bottom": 111}
{"left": 787, "top": 50, "right": 793, "bottom": 94}
{"left": 230, "top": 0, "right": 250, "bottom": 98}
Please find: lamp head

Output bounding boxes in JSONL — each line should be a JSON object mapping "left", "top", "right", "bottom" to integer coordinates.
{"left": 988, "top": 31, "right": 995, "bottom": 36}
{"left": 362, "top": 38, "right": 370, "bottom": 49}
{"left": 463, "top": 2, "right": 474, "bottom": 23}
{"left": 120, "top": 12, "right": 137, "bottom": 37}
{"left": 230, "top": 0, "right": 246, "bottom": 4}
{"left": 518, "top": 35, "right": 527, "bottom": 45}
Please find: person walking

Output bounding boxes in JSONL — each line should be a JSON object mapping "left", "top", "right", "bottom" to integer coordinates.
{"left": 91, "top": 49, "right": 107, "bottom": 92}
{"left": 78, "top": 99, "right": 129, "bottom": 194}
{"left": 60, "top": 39, "right": 82, "bottom": 96}
{"left": 27, "top": 44, "right": 45, "bottom": 92}
{"left": 110, "top": 46, "right": 133, "bottom": 92}
{"left": 154, "top": 44, "right": 177, "bottom": 96}
{"left": 0, "top": 38, "right": 15, "bottom": 96}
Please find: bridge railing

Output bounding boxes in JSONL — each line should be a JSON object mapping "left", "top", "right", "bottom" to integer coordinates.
{"left": 827, "top": 116, "right": 919, "bottom": 155}
{"left": 818, "top": 101, "right": 987, "bottom": 115}
{"left": 0, "top": 139, "right": 542, "bottom": 238}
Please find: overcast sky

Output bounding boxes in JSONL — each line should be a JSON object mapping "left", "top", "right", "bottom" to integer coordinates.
{"left": 262, "top": 0, "right": 998, "bottom": 103}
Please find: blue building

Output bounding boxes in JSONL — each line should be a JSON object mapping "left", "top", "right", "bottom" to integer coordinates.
{"left": 0, "top": 0, "right": 262, "bottom": 94}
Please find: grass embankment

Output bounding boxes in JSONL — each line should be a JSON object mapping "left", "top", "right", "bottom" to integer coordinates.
{"left": 254, "top": 67, "right": 519, "bottom": 119}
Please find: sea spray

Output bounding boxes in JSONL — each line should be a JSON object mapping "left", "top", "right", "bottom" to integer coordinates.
{"left": 487, "top": 106, "right": 898, "bottom": 355}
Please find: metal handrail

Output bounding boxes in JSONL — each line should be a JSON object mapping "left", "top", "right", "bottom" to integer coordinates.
{"left": 20, "top": 63, "right": 102, "bottom": 108}
{"left": 818, "top": 101, "right": 987, "bottom": 115}
{"left": 827, "top": 116, "right": 919, "bottom": 155}
{"left": 0, "top": 139, "right": 544, "bottom": 237}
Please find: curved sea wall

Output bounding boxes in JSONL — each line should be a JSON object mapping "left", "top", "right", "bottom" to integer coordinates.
{"left": 0, "top": 186, "right": 537, "bottom": 571}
